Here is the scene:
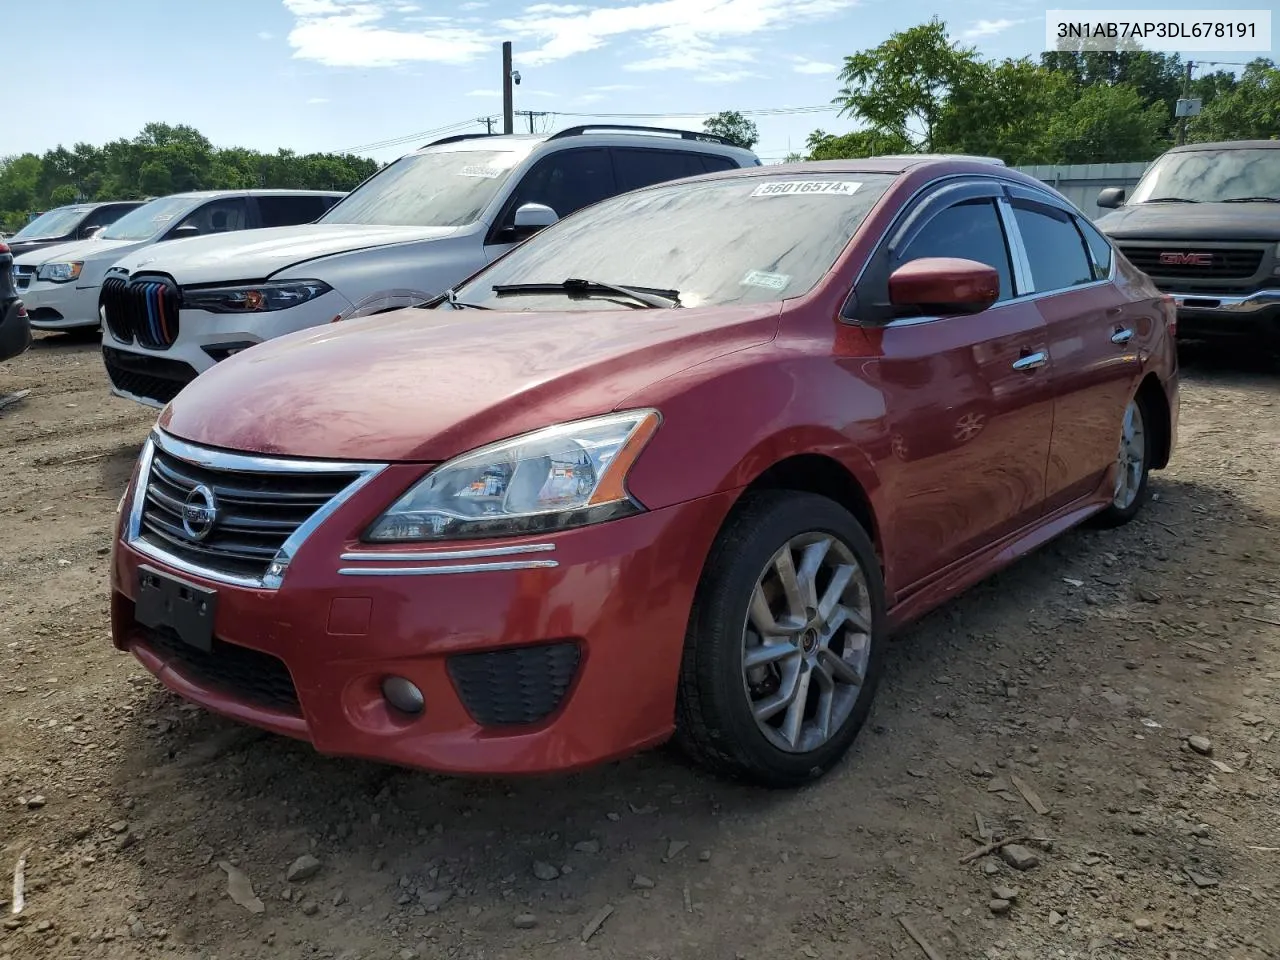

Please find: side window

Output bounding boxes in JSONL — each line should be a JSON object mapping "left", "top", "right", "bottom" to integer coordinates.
{"left": 1011, "top": 202, "right": 1095, "bottom": 291}
{"left": 699, "top": 155, "right": 738, "bottom": 173}
{"left": 898, "top": 199, "right": 1014, "bottom": 301}
{"left": 175, "top": 198, "right": 249, "bottom": 235}
{"left": 506, "top": 148, "right": 616, "bottom": 221}
{"left": 612, "top": 149, "right": 707, "bottom": 192}
{"left": 77, "top": 210, "right": 107, "bottom": 237}
{"left": 258, "top": 195, "right": 330, "bottom": 227}
{"left": 1075, "top": 215, "right": 1114, "bottom": 281}
{"left": 98, "top": 205, "right": 136, "bottom": 227}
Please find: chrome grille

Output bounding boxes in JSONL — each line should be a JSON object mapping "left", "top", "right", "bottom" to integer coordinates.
{"left": 135, "top": 440, "right": 365, "bottom": 583}
{"left": 101, "top": 274, "right": 182, "bottom": 349}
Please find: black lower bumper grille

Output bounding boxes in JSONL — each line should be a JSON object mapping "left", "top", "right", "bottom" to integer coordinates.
{"left": 136, "top": 626, "right": 301, "bottom": 715}
{"left": 103, "top": 345, "right": 198, "bottom": 406}
{"left": 137, "top": 443, "right": 360, "bottom": 582}
{"left": 448, "top": 642, "right": 581, "bottom": 726}
{"left": 101, "top": 274, "right": 182, "bottom": 349}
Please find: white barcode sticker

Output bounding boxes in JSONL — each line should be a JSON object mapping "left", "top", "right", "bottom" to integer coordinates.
{"left": 750, "top": 180, "right": 861, "bottom": 198}
{"left": 458, "top": 165, "right": 504, "bottom": 178}
{"left": 741, "top": 270, "right": 790, "bottom": 291}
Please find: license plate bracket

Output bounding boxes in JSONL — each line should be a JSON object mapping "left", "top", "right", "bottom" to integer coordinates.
{"left": 135, "top": 565, "right": 217, "bottom": 653}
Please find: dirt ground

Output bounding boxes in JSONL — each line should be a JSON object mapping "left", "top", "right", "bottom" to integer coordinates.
{"left": 1, "top": 333, "right": 1278, "bottom": 960}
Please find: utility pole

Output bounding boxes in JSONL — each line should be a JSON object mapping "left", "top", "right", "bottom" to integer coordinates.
{"left": 501, "top": 42, "right": 514, "bottom": 135}
{"left": 514, "top": 110, "right": 549, "bottom": 133}
{"left": 1177, "top": 60, "right": 1193, "bottom": 146}
{"left": 478, "top": 117, "right": 495, "bottom": 134}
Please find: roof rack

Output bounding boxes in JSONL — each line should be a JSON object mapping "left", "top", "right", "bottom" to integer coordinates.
{"left": 546, "top": 124, "right": 736, "bottom": 147}
{"left": 421, "top": 132, "right": 500, "bottom": 149}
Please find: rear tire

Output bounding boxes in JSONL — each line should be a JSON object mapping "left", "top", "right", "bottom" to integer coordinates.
{"left": 674, "top": 491, "right": 887, "bottom": 787}
{"left": 1091, "top": 394, "right": 1152, "bottom": 529}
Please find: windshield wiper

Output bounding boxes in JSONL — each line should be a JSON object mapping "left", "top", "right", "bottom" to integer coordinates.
{"left": 1221, "top": 196, "right": 1280, "bottom": 203}
{"left": 1140, "top": 197, "right": 1198, "bottom": 203}
{"left": 420, "top": 288, "right": 490, "bottom": 310}
{"left": 492, "top": 278, "right": 681, "bottom": 309}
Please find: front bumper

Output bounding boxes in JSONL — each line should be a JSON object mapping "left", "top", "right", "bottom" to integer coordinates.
{"left": 21, "top": 279, "right": 100, "bottom": 329}
{"left": 1168, "top": 288, "right": 1280, "bottom": 339}
{"left": 110, "top": 434, "right": 736, "bottom": 775}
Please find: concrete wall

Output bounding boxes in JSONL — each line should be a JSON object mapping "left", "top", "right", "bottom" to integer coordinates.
{"left": 1015, "top": 162, "right": 1153, "bottom": 219}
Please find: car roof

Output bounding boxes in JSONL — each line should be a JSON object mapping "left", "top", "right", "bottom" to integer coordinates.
{"left": 1166, "top": 139, "right": 1280, "bottom": 153}
{"left": 156, "top": 189, "right": 347, "bottom": 200}
{"left": 415, "top": 125, "right": 758, "bottom": 160}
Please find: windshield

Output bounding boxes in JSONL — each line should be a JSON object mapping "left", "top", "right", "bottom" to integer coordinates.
{"left": 102, "top": 196, "right": 199, "bottom": 241}
{"left": 1130, "top": 149, "right": 1280, "bottom": 203}
{"left": 11, "top": 207, "right": 88, "bottom": 240}
{"left": 319, "top": 149, "right": 525, "bottom": 228}
{"left": 453, "top": 174, "right": 897, "bottom": 310}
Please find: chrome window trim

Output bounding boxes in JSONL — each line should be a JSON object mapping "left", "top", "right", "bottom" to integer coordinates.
{"left": 340, "top": 543, "right": 555, "bottom": 562}
{"left": 125, "top": 429, "right": 388, "bottom": 590}
{"left": 850, "top": 173, "right": 1120, "bottom": 331}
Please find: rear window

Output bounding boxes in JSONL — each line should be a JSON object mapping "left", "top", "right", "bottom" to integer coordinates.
{"left": 454, "top": 174, "right": 897, "bottom": 311}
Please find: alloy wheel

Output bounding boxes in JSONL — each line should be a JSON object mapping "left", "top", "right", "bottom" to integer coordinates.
{"left": 1113, "top": 399, "right": 1146, "bottom": 510}
{"left": 740, "top": 533, "right": 873, "bottom": 754}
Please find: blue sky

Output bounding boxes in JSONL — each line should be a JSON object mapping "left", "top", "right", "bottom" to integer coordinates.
{"left": 4, "top": 0, "right": 1270, "bottom": 164}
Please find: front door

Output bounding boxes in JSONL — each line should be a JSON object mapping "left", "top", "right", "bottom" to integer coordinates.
{"left": 862, "top": 191, "right": 1054, "bottom": 590}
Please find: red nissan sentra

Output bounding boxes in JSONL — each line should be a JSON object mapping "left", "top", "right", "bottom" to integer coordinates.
{"left": 110, "top": 157, "right": 1177, "bottom": 787}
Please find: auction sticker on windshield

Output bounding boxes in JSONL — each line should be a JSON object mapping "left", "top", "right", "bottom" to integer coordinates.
{"left": 750, "top": 181, "right": 861, "bottom": 198}
{"left": 741, "top": 270, "right": 790, "bottom": 291}
{"left": 458, "top": 165, "right": 505, "bottom": 178}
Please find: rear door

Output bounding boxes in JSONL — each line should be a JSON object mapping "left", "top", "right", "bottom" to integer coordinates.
{"left": 857, "top": 180, "right": 1054, "bottom": 589}
{"left": 1003, "top": 186, "right": 1145, "bottom": 511}
{"left": 254, "top": 194, "right": 339, "bottom": 227}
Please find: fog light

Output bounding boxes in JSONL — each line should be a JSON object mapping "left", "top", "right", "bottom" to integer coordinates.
{"left": 381, "top": 676, "right": 424, "bottom": 715}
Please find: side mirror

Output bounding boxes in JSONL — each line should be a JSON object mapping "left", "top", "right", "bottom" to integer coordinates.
{"left": 1097, "top": 187, "right": 1126, "bottom": 209}
{"left": 509, "top": 202, "right": 558, "bottom": 240}
{"left": 168, "top": 224, "right": 201, "bottom": 241}
{"left": 81, "top": 226, "right": 104, "bottom": 240}
{"left": 888, "top": 257, "right": 999, "bottom": 316}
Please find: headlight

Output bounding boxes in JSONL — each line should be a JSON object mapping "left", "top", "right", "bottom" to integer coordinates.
{"left": 366, "top": 410, "right": 662, "bottom": 542}
{"left": 182, "top": 280, "right": 332, "bottom": 313}
{"left": 37, "top": 261, "right": 82, "bottom": 283}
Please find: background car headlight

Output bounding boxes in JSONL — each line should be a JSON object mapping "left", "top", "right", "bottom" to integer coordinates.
{"left": 37, "top": 261, "right": 82, "bottom": 283}
{"left": 182, "top": 280, "right": 332, "bottom": 313}
{"left": 366, "top": 410, "right": 662, "bottom": 542}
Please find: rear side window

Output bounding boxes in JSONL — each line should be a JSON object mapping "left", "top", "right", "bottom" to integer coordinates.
{"left": 1075, "top": 216, "right": 1114, "bottom": 280}
{"left": 1011, "top": 202, "right": 1095, "bottom": 291}
{"left": 612, "top": 149, "right": 709, "bottom": 192}
{"left": 699, "top": 154, "right": 738, "bottom": 173}
{"left": 898, "top": 199, "right": 1014, "bottom": 301}
{"left": 258, "top": 195, "right": 334, "bottom": 227}
{"left": 176, "top": 198, "right": 249, "bottom": 235}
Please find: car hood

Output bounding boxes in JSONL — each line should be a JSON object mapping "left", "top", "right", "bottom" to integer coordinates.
{"left": 159, "top": 301, "right": 782, "bottom": 462}
{"left": 1098, "top": 202, "right": 1280, "bottom": 242}
{"left": 113, "top": 223, "right": 463, "bottom": 285}
{"left": 13, "top": 237, "right": 139, "bottom": 267}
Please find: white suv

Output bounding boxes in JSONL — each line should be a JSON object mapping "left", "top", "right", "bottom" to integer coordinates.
{"left": 100, "top": 125, "right": 759, "bottom": 408}
{"left": 14, "top": 190, "right": 343, "bottom": 334}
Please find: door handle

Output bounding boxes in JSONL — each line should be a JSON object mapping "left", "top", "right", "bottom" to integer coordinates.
{"left": 1011, "top": 351, "right": 1046, "bottom": 372}
{"left": 1111, "top": 327, "right": 1134, "bottom": 344}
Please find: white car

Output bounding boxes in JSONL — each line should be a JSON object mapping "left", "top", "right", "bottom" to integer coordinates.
{"left": 100, "top": 125, "right": 760, "bottom": 408}
{"left": 13, "top": 190, "right": 343, "bottom": 335}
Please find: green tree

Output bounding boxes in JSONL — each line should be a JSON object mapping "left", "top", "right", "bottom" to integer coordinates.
{"left": 1190, "top": 58, "right": 1280, "bottom": 141}
{"left": 804, "top": 128, "right": 911, "bottom": 160}
{"left": 1042, "top": 83, "right": 1168, "bottom": 163}
{"left": 938, "top": 58, "right": 1074, "bottom": 164}
{"left": 834, "top": 17, "right": 979, "bottom": 152}
{"left": 703, "top": 111, "right": 760, "bottom": 150}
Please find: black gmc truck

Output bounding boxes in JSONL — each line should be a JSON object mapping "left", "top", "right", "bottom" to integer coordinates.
{"left": 1095, "top": 140, "right": 1280, "bottom": 346}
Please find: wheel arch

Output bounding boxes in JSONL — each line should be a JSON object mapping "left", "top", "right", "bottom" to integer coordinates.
{"left": 1136, "top": 372, "right": 1172, "bottom": 470}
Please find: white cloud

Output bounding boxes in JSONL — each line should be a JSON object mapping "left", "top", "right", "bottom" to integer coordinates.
{"left": 283, "top": 0, "right": 491, "bottom": 67}
{"left": 258, "top": 30, "right": 275, "bottom": 39}
{"left": 466, "top": 88, "right": 500, "bottom": 97}
{"left": 575, "top": 93, "right": 607, "bottom": 104}
{"left": 282, "top": 0, "right": 855, "bottom": 79}
{"left": 307, "top": 96, "right": 330, "bottom": 103}
{"left": 791, "top": 56, "right": 835, "bottom": 75}
{"left": 961, "top": 18, "right": 1022, "bottom": 39}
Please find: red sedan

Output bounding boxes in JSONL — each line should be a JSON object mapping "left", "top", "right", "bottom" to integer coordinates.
{"left": 110, "top": 157, "right": 1177, "bottom": 787}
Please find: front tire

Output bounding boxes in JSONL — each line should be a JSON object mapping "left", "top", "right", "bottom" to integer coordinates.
{"left": 1091, "top": 394, "right": 1152, "bottom": 528}
{"left": 675, "top": 491, "right": 887, "bottom": 787}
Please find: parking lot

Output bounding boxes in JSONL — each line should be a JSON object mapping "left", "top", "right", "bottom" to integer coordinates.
{"left": 1, "top": 333, "right": 1278, "bottom": 960}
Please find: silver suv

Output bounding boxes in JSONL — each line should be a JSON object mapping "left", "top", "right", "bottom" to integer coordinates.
{"left": 101, "top": 125, "right": 760, "bottom": 408}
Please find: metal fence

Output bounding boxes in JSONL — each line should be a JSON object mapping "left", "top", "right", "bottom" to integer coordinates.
{"left": 1014, "top": 162, "right": 1152, "bottom": 218}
